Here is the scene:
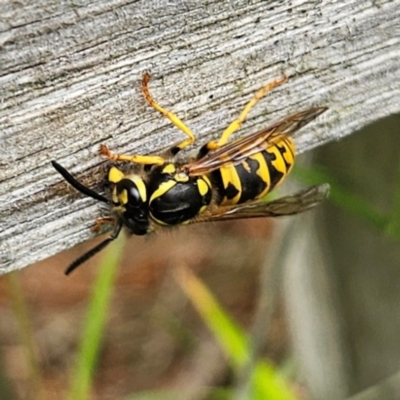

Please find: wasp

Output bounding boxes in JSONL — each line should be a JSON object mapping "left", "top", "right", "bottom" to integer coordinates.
{"left": 52, "top": 73, "right": 329, "bottom": 275}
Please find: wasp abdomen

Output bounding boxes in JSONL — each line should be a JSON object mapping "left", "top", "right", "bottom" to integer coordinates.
{"left": 211, "top": 136, "right": 295, "bottom": 206}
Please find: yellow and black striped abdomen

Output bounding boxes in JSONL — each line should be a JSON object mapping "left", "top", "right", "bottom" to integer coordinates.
{"left": 211, "top": 136, "right": 295, "bottom": 206}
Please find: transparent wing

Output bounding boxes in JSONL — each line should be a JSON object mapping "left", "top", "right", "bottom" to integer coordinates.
{"left": 189, "top": 184, "right": 330, "bottom": 223}
{"left": 184, "top": 108, "right": 327, "bottom": 177}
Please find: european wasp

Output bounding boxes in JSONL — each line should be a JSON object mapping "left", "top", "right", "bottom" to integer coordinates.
{"left": 52, "top": 73, "right": 329, "bottom": 275}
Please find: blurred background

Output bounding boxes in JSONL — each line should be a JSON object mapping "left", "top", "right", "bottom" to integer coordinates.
{"left": 1, "top": 112, "right": 400, "bottom": 400}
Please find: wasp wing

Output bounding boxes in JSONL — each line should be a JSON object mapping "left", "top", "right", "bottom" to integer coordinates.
{"left": 184, "top": 107, "right": 327, "bottom": 177}
{"left": 190, "top": 184, "right": 329, "bottom": 223}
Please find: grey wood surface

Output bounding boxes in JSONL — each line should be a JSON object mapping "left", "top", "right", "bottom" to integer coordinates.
{"left": 1, "top": 0, "right": 400, "bottom": 273}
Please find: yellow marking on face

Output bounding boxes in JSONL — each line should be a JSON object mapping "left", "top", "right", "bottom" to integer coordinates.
{"left": 133, "top": 177, "right": 147, "bottom": 202}
{"left": 150, "top": 179, "right": 176, "bottom": 203}
{"left": 109, "top": 167, "right": 125, "bottom": 183}
{"left": 197, "top": 178, "right": 210, "bottom": 197}
{"left": 162, "top": 164, "right": 176, "bottom": 174}
{"left": 119, "top": 189, "right": 128, "bottom": 205}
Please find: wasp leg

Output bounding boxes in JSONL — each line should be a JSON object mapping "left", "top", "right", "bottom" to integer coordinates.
{"left": 142, "top": 72, "right": 196, "bottom": 153}
{"left": 100, "top": 144, "right": 165, "bottom": 166}
{"left": 206, "top": 76, "right": 288, "bottom": 151}
{"left": 92, "top": 216, "right": 115, "bottom": 232}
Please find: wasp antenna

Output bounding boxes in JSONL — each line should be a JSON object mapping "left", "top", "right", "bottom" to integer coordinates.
{"left": 64, "top": 237, "right": 113, "bottom": 275}
{"left": 65, "top": 221, "right": 123, "bottom": 275}
{"left": 51, "top": 161, "right": 110, "bottom": 204}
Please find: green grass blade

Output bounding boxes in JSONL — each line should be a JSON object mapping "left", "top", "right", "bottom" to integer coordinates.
{"left": 177, "top": 266, "right": 295, "bottom": 400}
{"left": 67, "top": 235, "right": 126, "bottom": 400}
{"left": 177, "top": 266, "right": 248, "bottom": 368}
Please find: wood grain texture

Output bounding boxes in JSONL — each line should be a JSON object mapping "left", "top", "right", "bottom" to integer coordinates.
{"left": 1, "top": 0, "right": 399, "bottom": 273}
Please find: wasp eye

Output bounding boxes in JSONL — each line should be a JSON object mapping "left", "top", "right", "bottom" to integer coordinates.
{"left": 127, "top": 185, "right": 140, "bottom": 203}
{"left": 116, "top": 179, "right": 146, "bottom": 206}
{"left": 116, "top": 178, "right": 149, "bottom": 235}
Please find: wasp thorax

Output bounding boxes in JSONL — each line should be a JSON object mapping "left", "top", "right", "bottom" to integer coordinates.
{"left": 148, "top": 163, "right": 212, "bottom": 226}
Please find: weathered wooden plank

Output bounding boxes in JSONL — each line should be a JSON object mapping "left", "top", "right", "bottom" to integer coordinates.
{"left": 1, "top": 0, "right": 399, "bottom": 273}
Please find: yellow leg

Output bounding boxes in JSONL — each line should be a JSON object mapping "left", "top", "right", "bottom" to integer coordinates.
{"left": 100, "top": 144, "right": 165, "bottom": 166}
{"left": 207, "top": 75, "right": 288, "bottom": 150}
{"left": 142, "top": 72, "right": 196, "bottom": 151}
